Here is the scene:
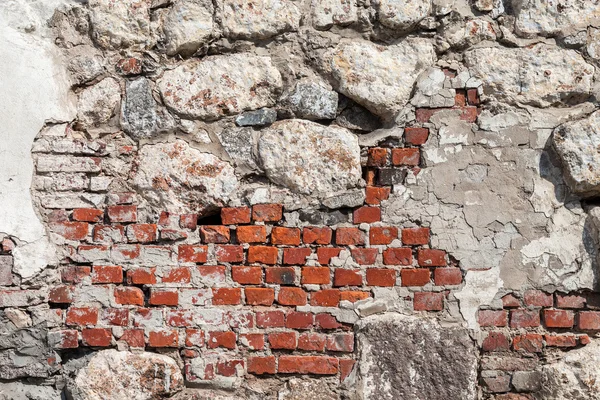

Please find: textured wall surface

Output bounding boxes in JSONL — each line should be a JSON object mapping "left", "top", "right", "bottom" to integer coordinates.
{"left": 1, "top": 0, "right": 600, "bottom": 399}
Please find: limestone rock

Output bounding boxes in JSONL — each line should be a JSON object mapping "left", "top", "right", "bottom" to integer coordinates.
{"left": 356, "top": 313, "right": 478, "bottom": 399}
{"left": 513, "top": 0, "right": 600, "bottom": 37}
{"left": 328, "top": 39, "right": 436, "bottom": 119}
{"left": 70, "top": 349, "right": 184, "bottom": 400}
{"left": 219, "top": 0, "right": 301, "bottom": 40}
{"left": 311, "top": 0, "right": 358, "bottom": 30}
{"left": 375, "top": 0, "right": 431, "bottom": 31}
{"left": 465, "top": 44, "right": 594, "bottom": 107}
{"left": 164, "top": 0, "right": 214, "bottom": 56}
{"left": 132, "top": 139, "right": 239, "bottom": 214}
{"left": 286, "top": 81, "right": 338, "bottom": 120}
{"left": 258, "top": 119, "right": 362, "bottom": 196}
{"left": 552, "top": 111, "right": 600, "bottom": 197}
{"left": 158, "top": 54, "right": 282, "bottom": 120}
{"left": 121, "top": 78, "right": 158, "bottom": 140}
{"left": 89, "top": 0, "right": 154, "bottom": 50}
{"left": 0, "top": 381, "right": 61, "bottom": 400}
{"left": 411, "top": 67, "right": 455, "bottom": 108}
{"left": 216, "top": 127, "right": 260, "bottom": 173}
{"left": 279, "top": 378, "right": 339, "bottom": 400}
{"left": 587, "top": 27, "right": 600, "bottom": 60}
{"left": 67, "top": 48, "right": 104, "bottom": 86}
{"left": 77, "top": 78, "right": 121, "bottom": 130}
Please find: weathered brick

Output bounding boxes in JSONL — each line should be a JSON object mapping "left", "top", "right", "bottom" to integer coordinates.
{"left": 336, "top": 227, "right": 365, "bottom": 245}
{"left": 524, "top": 290, "right": 553, "bottom": 307}
{"left": 544, "top": 309, "right": 574, "bottom": 328}
{"left": 216, "top": 359, "right": 244, "bottom": 377}
{"left": 265, "top": 267, "right": 296, "bottom": 285}
{"left": 283, "top": 248, "right": 312, "bottom": 265}
{"left": 302, "top": 227, "right": 332, "bottom": 245}
{"left": 107, "top": 205, "right": 137, "bottom": 223}
{"left": 114, "top": 286, "right": 144, "bottom": 306}
{"left": 482, "top": 331, "right": 510, "bottom": 352}
{"left": 239, "top": 333, "right": 264, "bottom": 350}
{"left": 185, "top": 329, "right": 205, "bottom": 347}
{"left": 417, "top": 249, "right": 446, "bottom": 266}
{"left": 578, "top": 311, "right": 600, "bottom": 330}
{"left": 545, "top": 334, "right": 577, "bottom": 347}
{"left": 252, "top": 204, "right": 283, "bottom": 222}
{"left": 162, "top": 267, "right": 191, "bottom": 283}
{"left": 212, "top": 288, "right": 242, "bottom": 305}
{"left": 382, "top": 248, "right": 412, "bottom": 265}
{"left": 221, "top": 207, "right": 251, "bottom": 225}
{"left": 401, "top": 269, "right": 430, "bottom": 287}
{"left": 366, "top": 268, "right": 396, "bottom": 287}
{"left": 207, "top": 331, "right": 236, "bottom": 349}
{"left": 402, "top": 227, "right": 430, "bottom": 245}
{"left": 501, "top": 294, "right": 521, "bottom": 308}
{"left": 236, "top": 225, "right": 267, "bottom": 243}
{"left": 93, "top": 225, "right": 124, "bottom": 242}
{"left": 91, "top": 265, "right": 122, "bottom": 284}
{"left": 126, "top": 267, "right": 157, "bottom": 284}
{"left": 200, "top": 225, "right": 230, "bottom": 243}
{"left": 101, "top": 308, "right": 129, "bottom": 326}
{"left": 434, "top": 267, "right": 462, "bottom": 286}
{"left": 160, "top": 228, "right": 188, "bottom": 240}
{"left": 257, "top": 310, "right": 285, "bottom": 328}
{"left": 269, "top": 331, "right": 297, "bottom": 349}
{"left": 245, "top": 288, "right": 275, "bottom": 306}
{"left": 52, "top": 221, "right": 89, "bottom": 240}
{"left": 391, "top": 148, "right": 420, "bottom": 166}
{"left": 326, "top": 333, "right": 354, "bottom": 352}
{"left": 278, "top": 287, "right": 307, "bottom": 306}
{"left": 301, "top": 267, "right": 331, "bottom": 284}
{"left": 404, "top": 127, "right": 429, "bottom": 145}
{"left": 315, "top": 313, "right": 343, "bottom": 330}
{"left": 82, "top": 328, "right": 112, "bottom": 347}
{"left": 377, "top": 168, "right": 407, "bottom": 185}
{"left": 271, "top": 227, "right": 301, "bottom": 246}
{"left": 37, "top": 155, "right": 101, "bottom": 172}
{"left": 72, "top": 208, "right": 104, "bottom": 222}
{"left": 197, "top": 265, "right": 227, "bottom": 286}
{"left": 367, "top": 147, "right": 389, "bottom": 167}
{"left": 298, "top": 332, "right": 326, "bottom": 351}
{"left": 149, "top": 329, "right": 179, "bottom": 347}
{"left": 178, "top": 245, "right": 208, "bottom": 263}
{"left": 510, "top": 309, "right": 540, "bottom": 328}
{"left": 61, "top": 265, "right": 91, "bottom": 284}
{"left": 247, "top": 246, "right": 278, "bottom": 265}
{"left": 247, "top": 356, "right": 276, "bottom": 375}
{"left": 215, "top": 245, "right": 244, "bottom": 263}
{"left": 340, "top": 291, "right": 370, "bottom": 302}
{"left": 149, "top": 289, "right": 179, "bottom": 306}
{"left": 278, "top": 356, "right": 338, "bottom": 375}
{"left": 334, "top": 269, "right": 362, "bottom": 287}
{"left": 317, "top": 247, "right": 342, "bottom": 264}
{"left": 467, "top": 88, "right": 480, "bottom": 105}
{"left": 513, "top": 333, "right": 543, "bottom": 353}
{"left": 311, "top": 289, "right": 340, "bottom": 307}
{"left": 179, "top": 214, "right": 198, "bottom": 230}
{"left": 49, "top": 285, "right": 74, "bottom": 304}
{"left": 166, "top": 310, "right": 193, "bottom": 327}
{"left": 48, "top": 330, "right": 79, "bottom": 349}
{"left": 121, "top": 329, "right": 145, "bottom": 348}
{"left": 352, "top": 206, "right": 381, "bottom": 223}
{"left": 126, "top": 224, "right": 157, "bottom": 243}
{"left": 351, "top": 248, "right": 378, "bottom": 265}
{"left": 365, "top": 186, "right": 391, "bottom": 205}
{"left": 286, "top": 311, "right": 314, "bottom": 329}
{"left": 455, "top": 89, "right": 467, "bottom": 106}
{"left": 66, "top": 307, "right": 98, "bottom": 326}
{"left": 340, "top": 359, "right": 356, "bottom": 383}
{"left": 369, "top": 226, "right": 398, "bottom": 245}
{"left": 413, "top": 292, "right": 444, "bottom": 311}
{"left": 478, "top": 310, "right": 508, "bottom": 327}
{"left": 232, "top": 266, "right": 263, "bottom": 284}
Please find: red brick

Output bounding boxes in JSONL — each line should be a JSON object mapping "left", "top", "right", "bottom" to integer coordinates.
{"left": 340, "top": 359, "right": 356, "bottom": 383}
{"left": 208, "top": 331, "right": 236, "bottom": 349}
{"left": 179, "top": 214, "right": 198, "bottom": 230}
{"left": 392, "top": 148, "right": 420, "bottom": 166}
{"left": 239, "top": 333, "right": 264, "bottom": 350}
{"left": 247, "top": 246, "right": 278, "bottom": 265}
{"left": 52, "top": 222, "right": 89, "bottom": 240}
{"left": 283, "top": 248, "right": 312, "bottom": 265}
{"left": 72, "top": 208, "right": 103, "bottom": 222}
{"left": 336, "top": 227, "right": 365, "bottom": 245}
{"left": 256, "top": 310, "right": 285, "bottom": 328}
{"left": 556, "top": 293, "right": 586, "bottom": 309}
{"left": 111, "top": 244, "right": 140, "bottom": 260}
{"left": 200, "top": 225, "right": 230, "bottom": 243}
{"left": 197, "top": 265, "right": 227, "bottom": 285}
{"left": 127, "top": 224, "right": 157, "bottom": 243}
{"left": 366, "top": 268, "right": 396, "bottom": 287}
{"left": 545, "top": 334, "right": 577, "bottom": 347}
{"left": 51, "top": 330, "right": 79, "bottom": 349}
{"left": 252, "top": 204, "right": 283, "bottom": 222}
{"left": 340, "top": 291, "right": 370, "bottom": 302}
{"left": 149, "top": 289, "right": 178, "bottom": 306}
{"left": 271, "top": 227, "right": 301, "bottom": 246}
{"left": 578, "top": 311, "right": 600, "bottom": 330}
{"left": 215, "top": 245, "right": 244, "bottom": 263}
{"left": 580, "top": 334, "right": 591, "bottom": 345}
{"left": 166, "top": 310, "right": 193, "bottom": 327}
{"left": 66, "top": 307, "right": 98, "bottom": 326}
{"left": 455, "top": 89, "right": 467, "bottom": 106}
{"left": 212, "top": 288, "right": 242, "bottom": 305}
{"left": 478, "top": 310, "right": 508, "bottom": 327}
{"left": 216, "top": 359, "right": 244, "bottom": 377}
{"left": 221, "top": 207, "right": 251, "bottom": 225}
{"left": 102, "top": 308, "right": 129, "bottom": 326}
{"left": 302, "top": 227, "right": 332, "bottom": 245}
{"left": 417, "top": 249, "right": 446, "bottom": 267}
{"left": 369, "top": 226, "right": 398, "bottom": 245}
{"left": 334, "top": 269, "right": 362, "bottom": 287}
{"left": 265, "top": 267, "right": 295, "bottom": 285}
{"left": 434, "top": 268, "right": 462, "bottom": 286}
{"left": 121, "top": 329, "right": 145, "bottom": 348}
{"left": 278, "top": 356, "right": 338, "bottom": 375}
{"left": 149, "top": 329, "right": 178, "bottom": 347}
{"left": 127, "top": 267, "right": 157, "bottom": 284}
{"left": 232, "top": 266, "right": 263, "bottom": 284}
{"left": 402, "top": 227, "right": 430, "bottom": 246}
{"left": 286, "top": 311, "right": 314, "bottom": 329}
{"left": 365, "top": 168, "right": 376, "bottom": 186}
{"left": 404, "top": 127, "right": 429, "bottom": 145}
{"left": 351, "top": 248, "right": 378, "bottom": 265}
{"left": 114, "top": 287, "right": 144, "bottom": 306}
{"left": 482, "top": 331, "right": 510, "bottom": 352}
{"left": 162, "top": 267, "right": 191, "bottom": 283}
{"left": 301, "top": 267, "right": 331, "bottom": 284}
{"left": 382, "top": 248, "right": 412, "bottom": 265}
{"left": 326, "top": 333, "right": 354, "bottom": 352}
{"left": 61, "top": 266, "right": 91, "bottom": 283}
{"left": 107, "top": 205, "right": 137, "bottom": 223}
{"left": 269, "top": 331, "right": 297, "bottom": 349}
{"left": 236, "top": 225, "right": 267, "bottom": 243}
{"left": 466, "top": 88, "right": 480, "bottom": 105}
{"left": 401, "top": 269, "right": 430, "bottom": 287}
{"left": 513, "top": 333, "right": 543, "bottom": 352}
{"left": 82, "top": 328, "right": 112, "bottom": 347}
{"left": 278, "top": 287, "right": 307, "bottom": 306}
{"left": 311, "top": 289, "right": 340, "bottom": 307}
{"left": 524, "top": 290, "right": 553, "bottom": 307}
{"left": 544, "top": 309, "right": 574, "bottom": 328}
{"left": 353, "top": 206, "right": 381, "bottom": 224}
{"left": 178, "top": 245, "right": 208, "bottom": 263}
{"left": 1, "top": 238, "right": 15, "bottom": 253}
{"left": 317, "top": 247, "right": 342, "bottom": 264}
{"left": 365, "top": 186, "right": 391, "bottom": 205}
{"left": 501, "top": 294, "right": 521, "bottom": 308}
{"left": 49, "top": 285, "right": 74, "bottom": 303}
{"left": 510, "top": 309, "right": 540, "bottom": 328}
{"left": 116, "top": 57, "right": 142, "bottom": 75}
{"left": 367, "top": 147, "right": 389, "bottom": 167}
{"left": 247, "top": 356, "right": 276, "bottom": 375}
{"left": 91, "top": 265, "right": 122, "bottom": 284}
{"left": 414, "top": 292, "right": 444, "bottom": 311}
{"left": 315, "top": 313, "right": 342, "bottom": 330}
{"left": 298, "top": 332, "right": 326, "bottom": 351}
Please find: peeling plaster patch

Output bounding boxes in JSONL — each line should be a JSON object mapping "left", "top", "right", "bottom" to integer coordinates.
{"left": 455, "top": 268, "right": 503, "bottom": 331}
{"left": 12, "top": 237, "right": 58, "bottom": 279}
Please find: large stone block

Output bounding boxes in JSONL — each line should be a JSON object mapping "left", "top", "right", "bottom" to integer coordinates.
{"left": 218, "top": 0, "right": 301, "bottom": 39}
{"left": 89, "top": 0, "right": 154, "bottom": 50}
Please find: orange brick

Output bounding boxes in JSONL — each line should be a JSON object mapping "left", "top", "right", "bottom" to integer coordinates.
{"left": 127, "top": 224, "right": 157, "bottom": 243}
{"left": 278, "top": 287, "right": 307, "bottom": 306}
{"left": 72, "top": 208, "right": 103, "bottom": 222}
{"left": 351, "top": 248, "right": 378, "bottom": 265}
{"left": 366, "top": 268, "right": 396, "bottom": 286}
{"left": 417, "top": 249, "right": 446, "bottom": 267}
{"left": 352, "top": 206, "right": 381, "bottom": 224}
{"left": 66, "top": 307, "right": 98, "bottom": 326}
{"left": 402, "top": 227, "right": 430, "bottom": 246}
{"left": 401, "top": 269, "right": 430, "bottom": 286}
{"left": 245, "top": 287, "right": 275, "bottom": 306}
{"left": 82, "top": 328, "right": 112, "bottom": 347}
{"left": 221, "top": 207, "right": 251, "bottom": 225}
{"left": 178, "top": 245, "right": 208, "bottom": 263}
{"left": 162, "top": 267, "right": 191, "bottom": 283}
{"left": 247, "top": 246, "right": 278, "bottom": 265}
{"left": 298, "top": 332, "right": 326, "bottom": 351}
{"left": 302, "top": 227, "right": 332, "bottom": 245}
{"left": 340, "top": 291, "right": 370, "bottom": 302}
{"left": 336, "top": 227, "right": 365, "bottom": 245}
{"left": 127, "top": 267, "right": 157, "bottom": 284}
{"left": 232, "top": 266, "right": 263, "bottom": 285}
{"left": 334, "top": 269, "right": 362, "bottom": 287}
{"left": 317, "top": 247, "right": 342, "bottom": 264}
{"left": 283, "top": 248, "right": 312, "bottom": 265}
{"left": 149, "top": 289, "right": 178, "bottom": 306}
{"left": 247, "top": 356, "right": 276, "bottom": 375}
{"left": 382, "top": 248, "right": 412, "bottom": 265}
{"left": 107, "top": 205, "right": 137, "bottom": 223}
{"left": 365, "top": 186, "right": 391, "bottom": 205}
{"left": 252, "top": 204, "right": 282, "bottom": 222}
{"left": 200, "top": 225, "right": 230, "bottom": 243}
{"left": 271, "top": 227, "right": 301, "bottom": 246}
{"left": 278, "top": 356, "right": 338, "bottom": 375}
{"left": 215, "top": 245, "right": 244, "bottom": 263}
{"left": 179, "top": 214, "right": 198, "bottom": 230}
{"left": 148, "top": 329, "right": 178, "bottom": 347}
{"left": 369, "top": 226, "right": 398, "bottom": 245}
{"left": 269, "top": 332, "right": 297, "bottom": 349}
{"left": 367, "top": 148, "right": 389, "bottom": 167}
{"left": 236, "top": 225, "right": 267, "bottom": 243}
{"left": 301, "top": 267, "right": 331, "bottom": 284}
{"left": 212, "top": 288, "right": 242, "bottom": 305}
{"left": 91, "top": 265, "right": 122, "bottom": 284}
{"left": 240, "top": 333, "right": 265, "bottom": 350}
{"left": 114, "top": 287, "right": 144, "bottom": 306}
{"left": 404, "top": 127, "right": 429, "bottom": 145}
{"left": 311, "top": 289, "right": 340, "bottom": 307}
{"left": 392, "top": 148, "right": 420, "bottom": 166}
{"left": 208, "top": 331, "right": 236, "bottom": 349}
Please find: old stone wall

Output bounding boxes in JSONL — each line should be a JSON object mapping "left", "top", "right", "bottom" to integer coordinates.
{"left": 1, "top": 0, "right": 600, "bottom": 399}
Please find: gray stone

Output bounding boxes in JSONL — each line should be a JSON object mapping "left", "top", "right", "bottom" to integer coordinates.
{"left": 70, "top": 349, "right": 184, "bottom": 400}
{"left": 235, "top": 108, "right": 277, "bottom": 127}
{"left": 0, "top": 381, "right": 61, "bottom": 400}
{"left": 279, "top": 378, "right": 339, "bottom": 400}
{"left": 158, "top": 54, "right": 282, "bottom": 120}
{"left": 121, "top": 78, "right": 158, "bottom": 140}
{"left": 298, "top": 209, "right": 349, "bottom": 225}
{"left": 321, "top": 189, "right": 365, "bottom": 209}
{"left": 219, "top": 0, "right": 301, "bottom": 39}
{"left": 164, "top": 0, "right": 214, "bottom": 56}
{"left": 216, "top": 127, "right": 260, "bottom": 172}
{"left": 336, "top": 104, "right": 381, "bottom": 132}
{"left": 286, "top": 81, "right": 338, "bottom": 120}
{"left": 77, "top": 78, "right": 121, "bottom": 130}
{"left": 89, "top": 0, "right": 155, "bottom": 50}
{"left": 511, "top": 370, "right": 541, "bottom": 392}
{"left": 552, "top": 110, "right": 600, "bottom": 197}
{"left": 258, "top": 119, "right": 362, "bottom": 196}
{"left": 356, "top": 313, "right": 478, "bottom": 399}
{"left": 378, "top": 168, "right": 407, "bottom": 185}
{"left": 67, "top": 50, "right": 104, "bottom": 86}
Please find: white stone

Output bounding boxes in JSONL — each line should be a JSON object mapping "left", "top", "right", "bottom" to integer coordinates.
{"left": 258, "top": 119, "right": 362, "bottom": 196}
{"left": 286, "top": 81, "right": 338, "bottom": 120}
{"left": 71, "top": 350, "right": 184, "bottom": 400}
{"left": 465, "top": 44, "right": 594, "bottom": 107}
{"left": 455, "top": 268, "right": 503, "bottom": 331}
{"left": 587, "top": 27, "right": 600, "bottom": 60}
{"left": 164, "top": 0, "right": 214, "bottom": 56}
{"left": 77, "top": 78, "right": 121, "bottom": 130}
{"left": 89, "top": 0, "right": 154, "bottom": 50}
{"left": 158, "top": 54, "right": 282, "bottom": 120}
{"left": 311, "top": 0, "right": 357, "bottom": 30}
{"left": 375, "top": 0, "right": 431, "bottom": 31}
{"left": 327, "top": 39, "right": 436, "bottom": 118}
{"left": 218, "top": 0, "right": 301, "bottom": 39}
{"left": 132, "top": 140, "right": 239, "bottom": 214}
{"left": 12, "top": 237, "right": 58, "bottom": 280}
{"left": 411, "top": 67, "right": 455, "bottom": 108}
{"left": 513, "top": 0, "right": 600, "bottom": 37}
